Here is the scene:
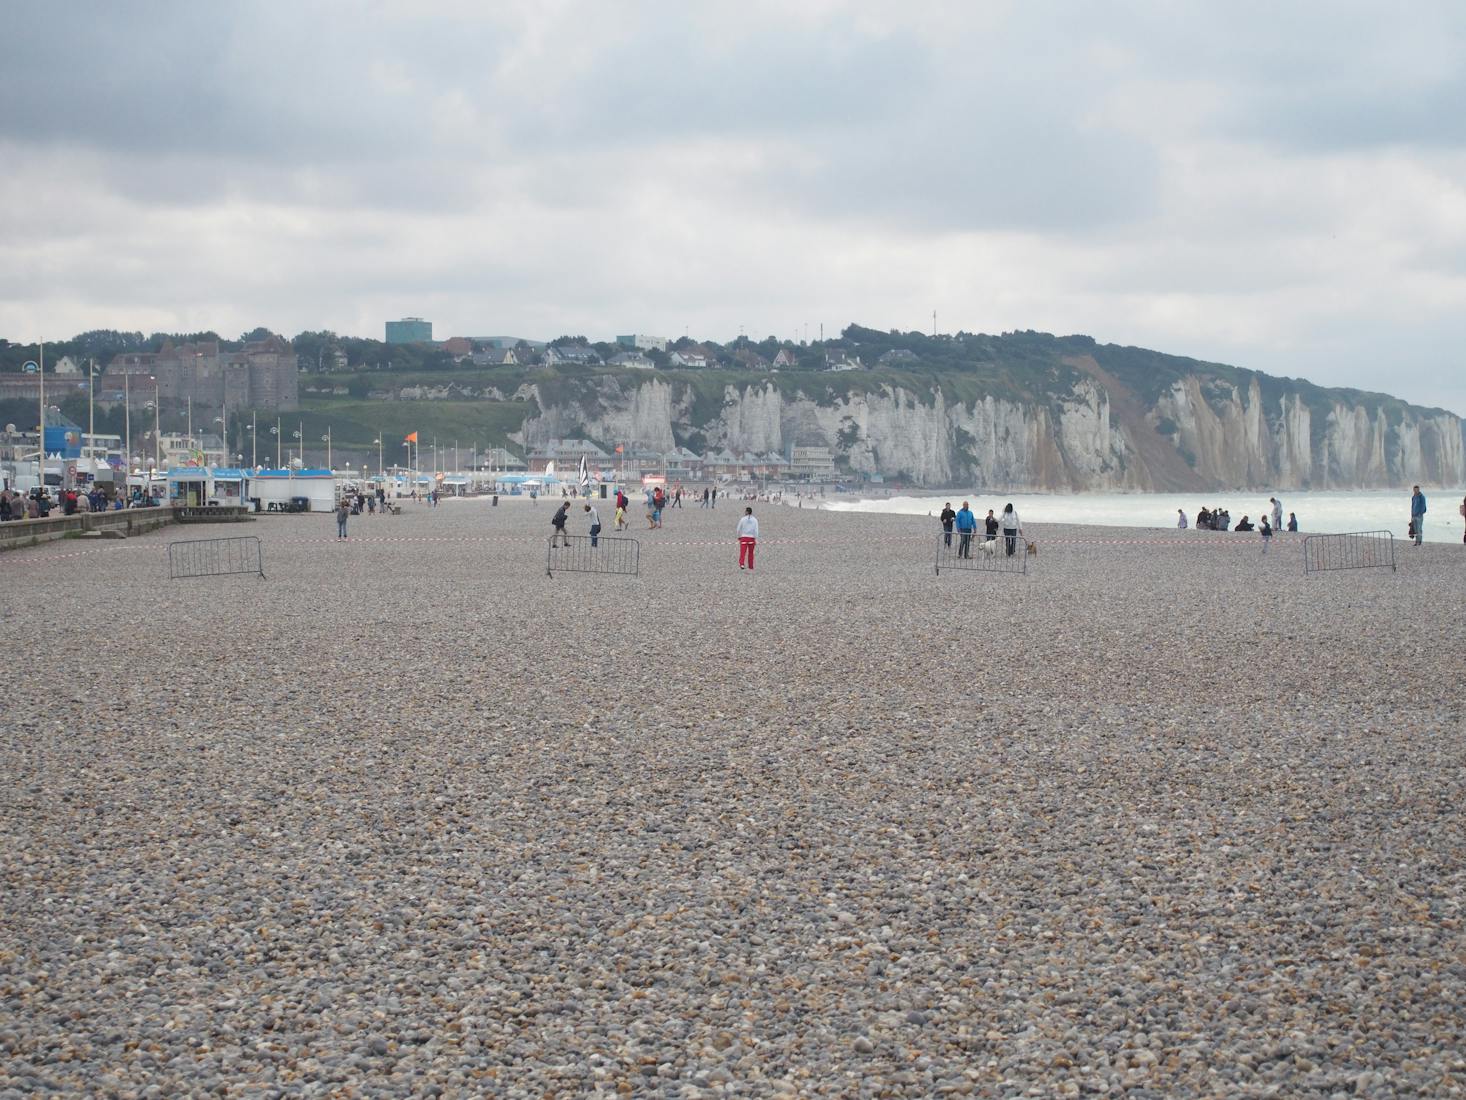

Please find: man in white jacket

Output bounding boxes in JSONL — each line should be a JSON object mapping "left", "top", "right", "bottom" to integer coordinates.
{"left": 737, "top": 507, "right": 759, "bottom": 571}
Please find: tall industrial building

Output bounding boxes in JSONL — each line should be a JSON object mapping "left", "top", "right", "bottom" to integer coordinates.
{"left": 386, "top": 317, "right": 433, "bottom": 344}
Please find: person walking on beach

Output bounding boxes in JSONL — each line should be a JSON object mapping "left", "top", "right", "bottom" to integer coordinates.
{"left": 550, "top": 500, "right": 571, "bottom": 548}
{"left": 939, "top": 502, "right": 956, "bottom": 548}
{"left": 737, "top": 506, "right": 759, "bottom": 571}
{"left": 1000, "top": 503, "right": 1022, "bottom": 556}
{"left": 710, "top": 487, "right": 717, "bottom": 509}
{"left": 954, "top": 501, "right": 976, "bottom": 558}
{"left": 1259, "top": 514, "right": 1272, "bottom": 553}
{"left": 336, "top": 497, "right": 350, "bottom": 541}
{"left": 1269, "top": 496, "right": 1283, "bottom": 533}
{"left": 1410, "top": 485, "right": 1427, "bottom": 546}
{"left": 584, "top": 502, "right": 601, "bottom": 548}
{"left": 1177, "top": 508, "right": 1188, "bottom": 529}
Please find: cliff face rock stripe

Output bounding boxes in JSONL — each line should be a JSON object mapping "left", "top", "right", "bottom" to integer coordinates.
{"left": 509, "top": 373, "right": 1465, "bottom": 490}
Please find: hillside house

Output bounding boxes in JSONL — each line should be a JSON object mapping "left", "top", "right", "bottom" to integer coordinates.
{"left": 472, "top": 347, "right": 518, "bottom": 366}
{"left": 609, "top": 351, "right": 656, "bottom": 370}
{"left": 543, "top": 344, "right": 602, "bottom": 367}
{"left": 669, "top": 349, "right": 711, "bottom": 369}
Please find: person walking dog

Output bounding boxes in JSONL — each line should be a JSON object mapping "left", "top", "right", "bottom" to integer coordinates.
{"left": 1000, "top": 502, "right": 1022, "bottom": 556}
{"left": 737, "top": 506, "right": 759, "bottom": 571}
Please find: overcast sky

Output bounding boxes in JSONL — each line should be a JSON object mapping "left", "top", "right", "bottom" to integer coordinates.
{"left": 2, "top": 0, "right": 1464, "bottom": 413}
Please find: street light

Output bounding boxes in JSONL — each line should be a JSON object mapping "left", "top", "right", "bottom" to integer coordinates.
{"left": 372, "top": 437, "right": 382, "bottom": 478}
{"left": 143, "top": 399, "right": 161, "bottom": 470}
{"left": 291, "top": 428, "right": 301, "bottom": 467}
{"left": 271, "top": 420, "right": 280, "bottom": 468}
{"left": 321, "top": 427, "right": 331, "bottom": 471}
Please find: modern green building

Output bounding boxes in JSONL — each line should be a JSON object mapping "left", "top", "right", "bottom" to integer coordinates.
{"left": 386, "top": 317, "right": 432, "bottom": 344}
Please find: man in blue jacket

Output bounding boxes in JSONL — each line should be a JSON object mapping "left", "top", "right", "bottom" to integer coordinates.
{"left": 1410, "top": 485, "right": 1427, "bottom": 546}
{"left": 954, "top": 501, "right": 977, "bottom": 558}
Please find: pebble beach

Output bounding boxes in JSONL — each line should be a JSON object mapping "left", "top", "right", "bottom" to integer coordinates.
{"left": 2, "top": 499, "right": 1463, "bottom": 1099}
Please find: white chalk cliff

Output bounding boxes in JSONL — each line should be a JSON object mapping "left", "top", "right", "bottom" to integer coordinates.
{"left": 505, "top": 359, "right": 1465, "bottom": 489}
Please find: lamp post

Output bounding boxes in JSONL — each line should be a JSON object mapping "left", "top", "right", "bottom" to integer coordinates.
{"left": 144, "top": 392, "right": 161, "bottom": 470}
{"left": 373, "top": 437, "right": 382, "bottom": 479}
{"left": 87, "top": 358, "right": 97, "bottom": 464}
{"left": 123, "top": 373, "right": 131, "bottom": 469}
{"left": 251, "top": 410, "right": 257, "bottom": 468}
{"left": 272, "top": 419, "right": 281, "bottom": 468}
{"left": 36, "top": 339, "right": 44, "bottom": 479}
{"left": 292, "top": 427, "right": 301, "bottom": 466}
{"left": 322, "top": 427, "right": 331, "bottom": 471}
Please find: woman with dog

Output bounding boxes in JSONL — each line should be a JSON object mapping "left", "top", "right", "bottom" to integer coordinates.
{"left": 1000, "top": 503, "right": 1022, "bottom": 556}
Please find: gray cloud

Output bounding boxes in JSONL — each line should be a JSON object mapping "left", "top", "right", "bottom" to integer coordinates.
{"left": 1, "top": 0, "right": 1464, "bottom": 414}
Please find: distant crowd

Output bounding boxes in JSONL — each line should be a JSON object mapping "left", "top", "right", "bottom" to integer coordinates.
{"left": 0, "top": 486, "right": 166, "bottom": 521}
{"left": 1181, "top": 496, "right": 1296, "bottom": 536}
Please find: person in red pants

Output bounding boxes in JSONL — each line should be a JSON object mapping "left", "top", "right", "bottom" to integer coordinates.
{"left": 737, "top": 506, "right": 759, "bottom": 571}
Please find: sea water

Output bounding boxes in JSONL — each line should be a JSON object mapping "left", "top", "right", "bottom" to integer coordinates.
{"left": 823, "top": 489, "right": 1465, "bottom": 544}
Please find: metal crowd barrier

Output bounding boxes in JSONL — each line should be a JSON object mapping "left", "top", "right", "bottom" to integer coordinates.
{"left": 168, "top": 535, "right": 266, "bottom": 580}
{"left": 935, "top": 530, "right": 1029, "bottom": 575}
{"left": 1303, "top": 530, "right": 1396, "bottom": 574}
{"left": 546, "top": 533, "right": 639, "bottom": 578}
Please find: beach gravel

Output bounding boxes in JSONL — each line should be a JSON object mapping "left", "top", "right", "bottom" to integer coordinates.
{"left": 2, "top": 497, "right": 1462, "bottom": 1097}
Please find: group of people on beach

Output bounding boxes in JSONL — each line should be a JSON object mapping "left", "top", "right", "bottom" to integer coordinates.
{"left": 1181, "top": 496, "right": 1296, "bottom": 537}
{"left": 938, "top": 501, "right": 1024, "bottom": 557}
{"left": 547, "top": 493, "right": 762, "bottom": 569}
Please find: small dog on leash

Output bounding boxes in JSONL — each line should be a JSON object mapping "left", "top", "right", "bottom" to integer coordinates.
{"left": 1025, "top": 540, "right": 1038, "bottom": 556}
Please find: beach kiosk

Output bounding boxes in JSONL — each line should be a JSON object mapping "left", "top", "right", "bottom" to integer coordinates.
{"left": 248, "top": 468, "right": 337, "bottom": 513}
{"left": 168, "top": 467, "right": 251, "bottom": 507}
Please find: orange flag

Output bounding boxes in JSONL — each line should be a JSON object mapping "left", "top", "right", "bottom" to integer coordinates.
{"left": 404, "top": 431, "right": 418, "bottom": 443}
{"left": 614, "top": 444, "right": 623, "bottom": 454}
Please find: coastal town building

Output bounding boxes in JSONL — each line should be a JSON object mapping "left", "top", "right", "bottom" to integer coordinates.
{"left": 478, "top": 446, "right": 525, "bottom": 471}
{"left": 104, "top": 337, "right": 299, "bottom": 411}
{"left": 669, "top": 349, "right": 711, "bottom": 368}
{"left": 787, "top": 445, "right": 837, "bottom": 479}
{"left": 542, "top": 344, "right": 602, "bottom": 367}
{"left": 615, "top": 334, "right": 670, "bottom": 352}
{"left": 472, "top": 347, "right": 518, "bottom": 366}
{"left": 608, "top": 351, "right": 656, "bottom": 370}
{"left": 440, "top": 337, "right": 474, "bottom": 361}
{"left": 385, "top": 317, "right": 433, "bottom": 344}
{"left": 157, "top": 431, "right": 227, "bottom": 468}
{"left": 527, "top": 438, "right": 611, "bottom": 474}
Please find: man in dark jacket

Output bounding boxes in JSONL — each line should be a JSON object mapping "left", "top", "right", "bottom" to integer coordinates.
{"left": 939, "top": 503, "right": 956, "bottom": 547}
{"left": 551, "top": 500, "right": 571, "bottom": 547}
